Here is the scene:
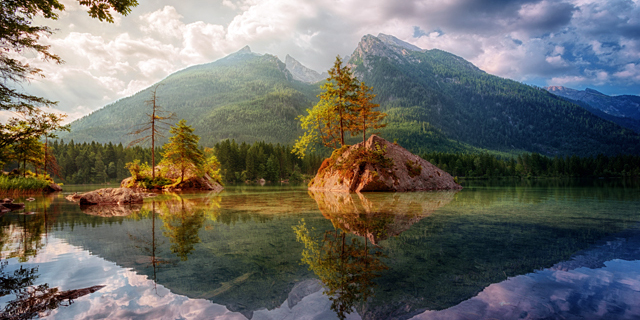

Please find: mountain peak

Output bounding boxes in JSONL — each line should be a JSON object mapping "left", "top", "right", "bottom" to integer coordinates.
{"left": 349, "top": 34, "right": 423, "bottom": 70}
{"left": 284, "top": 54, "right": 324, "bottom": 83}
{"left": 236, "top": 45, "right": 252, "bottom": 54}
{"left": 376, "top": 33, "right": 423, "bottom": 52}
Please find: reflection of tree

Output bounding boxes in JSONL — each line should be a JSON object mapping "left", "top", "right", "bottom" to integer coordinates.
{"left": 161, "top": 197, "right": 206, "bottom": 261}
{"left": 0, "top": 261, "right": 104, "bottom": 319}
{"left": 294, "top": 220, "right": 388, "bottom": 320}
{"left": 129, "top": 201, "right": 171, "bottom": 288}
{"left": 0, "top": 194, "right": 59, "bottom": 262}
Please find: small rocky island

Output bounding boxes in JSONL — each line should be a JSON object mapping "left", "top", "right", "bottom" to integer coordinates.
{"left": 120, "top": 163, "right": 224, "bottom": 192}
{"left": 308, "top": 135, "right": 462, "bottom": 192}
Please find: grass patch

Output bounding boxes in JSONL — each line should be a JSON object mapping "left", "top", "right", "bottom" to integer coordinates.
{"left": 0, "top": 175, "right": 51, "bottom": 194}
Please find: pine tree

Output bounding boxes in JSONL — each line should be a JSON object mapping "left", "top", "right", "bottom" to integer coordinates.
{"left": 162, "top": 120, "right": 204, "bottom": 183}
{"left": 293, "top": 56, "right": 359, "bottom": 158}
{"left": 351, "top": 82, "right": 387, "bottom": 143}
{"left": 129, "top": 85, "right": 174, "bottom": 179}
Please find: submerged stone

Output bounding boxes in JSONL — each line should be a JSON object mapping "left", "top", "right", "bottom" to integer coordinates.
{"left": 308, "top": 135, "right": 462, "bottom": 192}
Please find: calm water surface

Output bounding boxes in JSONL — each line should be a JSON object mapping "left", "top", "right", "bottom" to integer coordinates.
{"left": 1, "top": 179, "right": 639, "bottom": 319}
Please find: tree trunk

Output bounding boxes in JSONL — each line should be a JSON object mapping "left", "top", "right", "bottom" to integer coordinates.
{"left": 151, "top": 92, "right": 156, "bottom": 180}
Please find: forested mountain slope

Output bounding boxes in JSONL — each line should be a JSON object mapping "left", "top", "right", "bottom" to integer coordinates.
{"left": 350, "top": 34, "right": 640, "bottom": 156}
{"left": 61, "top": 46, "right": 318, "bottom": 146}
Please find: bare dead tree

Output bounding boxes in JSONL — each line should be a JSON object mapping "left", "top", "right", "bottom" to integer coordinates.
{"left": 128, "top": 85, "right": 175, "bottom": 179}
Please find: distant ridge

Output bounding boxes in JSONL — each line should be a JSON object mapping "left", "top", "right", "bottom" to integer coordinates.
{"left": 545, "top": 86, "right": 640, "bottom": 120}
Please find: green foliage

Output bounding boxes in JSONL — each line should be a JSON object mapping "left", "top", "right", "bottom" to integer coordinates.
{"left": 422, "top": 151, "right": 640, "bottom": 178}
{"left": 213, "top": 139, "right": 323, "bottom": 183}
{"left": 405, "top": 160, "right": 422, "bottom": 178}
{"left": 0, "top": 175, "right": 51, "bottom": 192}
{"left": 162, "top": 120, "right": 204, "bottom": 182}
{"left": 293, "top": 56, "right": 387, "bottom": 158}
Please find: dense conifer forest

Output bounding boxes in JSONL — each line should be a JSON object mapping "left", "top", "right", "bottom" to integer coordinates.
{"left": 26, "top": 140, "right": 324, "bottom": 184}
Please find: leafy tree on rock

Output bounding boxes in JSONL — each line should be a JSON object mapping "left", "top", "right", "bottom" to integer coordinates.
{"left": 293, "top": 56, "right": 359, "bottom": 157}
{"left": 162, "top": 120, "right": 204, "bottom": 183}
{"left": 293, "top": 57, "right": 386, "bottom": 158}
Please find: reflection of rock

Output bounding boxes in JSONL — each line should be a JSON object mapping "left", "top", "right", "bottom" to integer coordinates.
{"left": 0, "top": 198, "right": 25, "bottom": 211}
{"left": 80, "top": 203, "right": 142, "bottom": 217}
{"left": 309, "top": 135, "right": 462, "bottom": 192}
{"left": 66, "top": 188, "right": 155, "bottom": 205}
{"left": 310, "top": 190, "right": 457, "bottom": 244}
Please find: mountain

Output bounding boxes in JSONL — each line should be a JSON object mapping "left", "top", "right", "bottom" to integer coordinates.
{"left": 61, "top": 46, "right": 318, "bottom": 147}
{"left": 347, "top": 33, "right": 640, "bottom": 156}
{"left": 545, "top": 86, "right": 640, "bottom": 120}
{"left": 544, "top": 86, "right": 640, "bottom": 133}
{"left": 284, "top": 55, "right": 326, "bottom": 83}
{"left": 60, "top": 34, "right": 640, "bottom": 157}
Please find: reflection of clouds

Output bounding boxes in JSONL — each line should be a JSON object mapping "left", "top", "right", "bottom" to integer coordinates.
{"left": 2, "top": 236, "right": 356, "bottom": 319}
{"left": 1, "top": 237, "right": 246, "bottom": 319}
{"left": 411, "top": 260, "right": 640, "bottom": 320}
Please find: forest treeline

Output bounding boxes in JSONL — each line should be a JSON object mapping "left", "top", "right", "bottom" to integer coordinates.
{"left": 423, "top": 152, "right": 640, "bottom": 178}
{"left": 7, "top": 138, "right": 639, "bottom": 185}
{"left": 37, "top": 140, "right": 323, "bottom": 184}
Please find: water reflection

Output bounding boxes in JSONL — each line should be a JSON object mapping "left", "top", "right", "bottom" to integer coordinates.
{"left": 294, "top": 221, "right": 387, "bottom": 320}
{"left": 309, "top": 191, "right": 457, "bottom": 245}
{"left": 0, "top": 183, "right": 639, "bottom": 319}
{"left": 295, "top": 191, "right": 458, "bottom": 319}
{"left": 0, "top": 261, "right": 105, "bottom": 319}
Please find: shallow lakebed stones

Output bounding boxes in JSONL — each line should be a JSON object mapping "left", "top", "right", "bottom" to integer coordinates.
{"left": 308, "top": 135, "right": 462, "bottom": 192}
{"left": 65, "top": 188, "right": 155, "bottom": 205}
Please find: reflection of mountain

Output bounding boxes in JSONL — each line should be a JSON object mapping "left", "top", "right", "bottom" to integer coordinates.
{"left": 411, "top": 226, "right": 640, "bottom": 319}
{"left": 310, "top": 191, "right": 457, "bottom": 244}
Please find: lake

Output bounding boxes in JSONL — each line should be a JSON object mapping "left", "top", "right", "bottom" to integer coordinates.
{"left": 1, "top": 179, "right": 639, "bottom": 319}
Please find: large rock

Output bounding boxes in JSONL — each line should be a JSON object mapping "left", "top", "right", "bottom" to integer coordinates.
{"left": 46, "top": 183, "right": 62, "bottom": 192}
{"left": 308, "top": 135, "right": 462, "bottom": 192}
{"left": 66, "top": 188, "right": 154, "bottom": 205}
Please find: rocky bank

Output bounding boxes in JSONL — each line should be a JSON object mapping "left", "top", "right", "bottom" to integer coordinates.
{"left": 308, "top": 135, "right": 462, "bottom": 192}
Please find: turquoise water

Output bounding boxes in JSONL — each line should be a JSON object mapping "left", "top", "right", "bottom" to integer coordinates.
{"left": 1, "top": 179, "right": 639, "bottom": 319}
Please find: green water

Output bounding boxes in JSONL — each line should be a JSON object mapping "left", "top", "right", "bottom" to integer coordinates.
{"left": 1, "top": 179, "right": 639, "bottom": 319}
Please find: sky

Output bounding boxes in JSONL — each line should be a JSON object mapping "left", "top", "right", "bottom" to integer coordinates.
{"left": 13, "top": 0, "right": 640, "bottom": 122}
